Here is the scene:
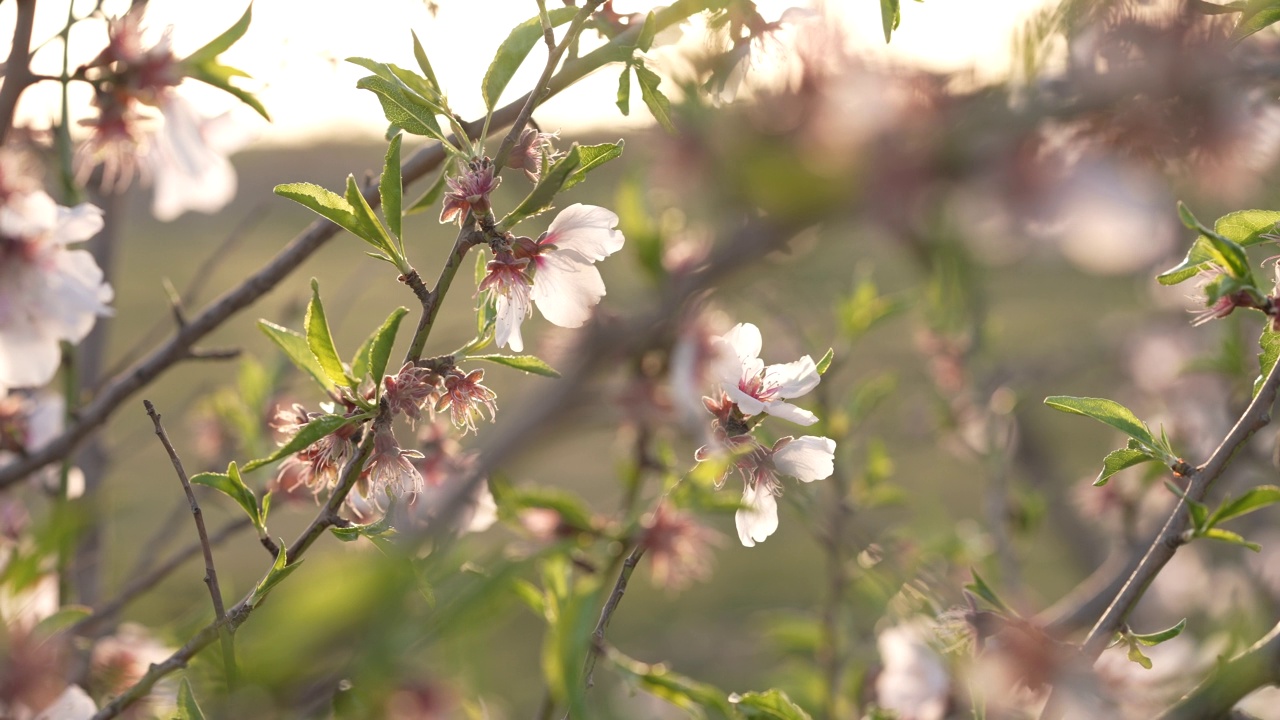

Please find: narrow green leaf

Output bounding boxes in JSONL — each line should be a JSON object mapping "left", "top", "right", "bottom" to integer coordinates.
{"left": 1133, "top": 618, "right": 1187, "bottom": 646}
{"left": 251, "top": 541, "right": 302, "bottom": 607}
{"left": 1257, "top": 325, "right": 1280, "bottom": 397}
{"left": 176, "top": 677, "right": 207, "bottom": 720}
{"left": 355, "top": 74, "right": 446, "bottom": 141}
{"left": 184, "top": 62, "right": 270, "bottom": 120}
{"left": 616, "top": 65, "right": 632, "bottom": 116}
{"left": 1208, "top": 485, "right": 1280, "bottom": 527}
{"left": 964, "top": 569, "right": 1010, "bottom": 614}
{"left": 258, "top": 320, "right": 335, "bottom": 393}
{"left": 1158, "top": 235, "right": 1219, "bottom": 286}
{"left": 411, "top": 31, "right": 441, "bottom": 91}
{"left": 1235, "top": 0, "right": 1280, "bottom": 39}
{"left": 1201, "top": 527, "right": 1263, "bottom": 551}
{"left": 633, "top": 62, "right": 675, "bottom": 133}
{"left": 499, "top": 152, "right": 582, "bottom": 229}
{"left": 182, "top": 4, "right": 252, "bottom": 66}
{"left": 1164, "top": 480, "right": 1210, "bottom": 530}
{"left": 353, "top": 307, "right": 409, "bottom": 384}
{"left": 31, "top": 606, "right": 91, "bottom": 640}
{"left": 344, "top": 176, "right": 396, "bottom": 256}
{"left": 541, "top": 581, "right": 599, "bottom": 720}
{"left": 511, "top": 579, "right": 547, "bottom": 616}
{"left": 381, "top": 134, "right": 403, "bottom": 241}
{"left": 732, "top": 689, "right": 814, "bottom": 720}
{"left": 880, "top": 0, "right": 901, "bottom": 43}
{"left": 561, "top": 141, "right": 624, "bottom": 192}
{"left": 1043, "top": 396, "right": 1162, "bottom": 455}
{"left": 636, "top": 11, "right": 659, "bottom": 51}
{"left": 329, "top": 508, "right": 397, "bottom": 543}
{"left": 1216, "top": 209, "right": 1280, "bottom": 243}
{"left": 1096, "top": 446, "right": 1158, "bottom": 486}
{"left": 1177, "top": 201, "right": 1201, "bottom": 230}
{"left": 492, "top": 484, "right": 593, "bottom": 530}
{"left": 482, "top": 7, "right": 580, "bottom": 109}
{"left": 242, "top": 414, "right": 353, "bottom": 472}
{"left": 1202, "top": 230, "right": 1253, "bottom": 282}
{"left": 305, "top": 279, "right": 352, "bottom": 389}
{"left": 609, "top": 647, "right": 735, "bottom": 718}
{"left": 467, "top": 354, "right": 561, "bottom": 378}
{"left": 191, "top": 462, "right": 261, "bottom": 528}
{"left": 815, "top": 348, "right": 834, "bottom": 376}
{"left": 273, "top": 183, "right": 370, "bottom": 245}
{"left": 346, "top": 56, "right": 395, "bottom": 81}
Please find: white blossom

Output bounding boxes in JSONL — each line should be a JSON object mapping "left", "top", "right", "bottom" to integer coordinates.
{"left": 732, "top": 435, "right": 836, "bottom": 547}
{"left": 713, "top": 322, "right": 821, "bottom": 425}
{"left": 875, "top": 623, "right": 950, "bottom": 720}
{"left": 149, "top": 95, "right": 246, "bottom": 222}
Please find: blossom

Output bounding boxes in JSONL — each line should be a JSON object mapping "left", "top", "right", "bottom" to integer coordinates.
{"left": 874, "top": 623, "right": 950, "bottom": 720}
{"left": 506, "top": 128, "right": 558, "bottom": 181}
{"left": 729, "top": 435, "right": 835, "bottom": 547}
{"left": 269, "top": 404, "right": 355, "bottom": 496}
{"left": 0, "top": 191, "right": 112, "bottom": 395}
{"left": 363, "top": 420, "right": 425, "bottom": 505}
{"left": 712, "top": 322, "right": 820, "bottom": 425}
{"left": 440, "top": 158, "right": 500, "bottom": 225}
{"left": 434, "top": 368, "right": 498, "bottom": 435}
{"left": 383, "top": 362, "right": 439, "bottom": 425}
{"left": 640, "top": 504, "right": 720, "bottom": 591}
{"left": 148, "top": 95, "right": 244, "bottom": 222}
{"left": 480, "top": 204, "right": 625, "bottom": 352}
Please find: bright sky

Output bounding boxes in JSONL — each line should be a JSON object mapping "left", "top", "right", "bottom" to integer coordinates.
{"left": 3, "top": 0, "right": 1054, "bottom": 146}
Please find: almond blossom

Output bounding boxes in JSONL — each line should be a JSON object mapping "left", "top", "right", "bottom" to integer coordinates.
{"left": 0, "top": 191, "right": 112, "bottom": 395}
{"left": 712, "top": 322, "right": 821, "bottom": 425}
{"left": 149, "top": 95, "right": 246, "bottom": 222}
{"left": 479, "top": 204, "right": 625, "bottom": 352}
{"left": 715, "top": 435, "right": 836, "bottom": 547}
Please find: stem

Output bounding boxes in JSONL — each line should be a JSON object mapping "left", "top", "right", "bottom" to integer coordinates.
{"left": 143, "top": 400, "right": 236, "bottom": 691}
{"left": 403, "top": 226, "right": 482, "bottom": 365}
{"left": 286, "top": 428, "right": 377, "bottom": 563}
{"left": 0, "top": 0, "right": 37, "bottom": 147}
{"left": 56, "top": 0, "right": 80, "bottom": 202}
{"left": 583, "top": 545, "right": 646, "bottom": 690}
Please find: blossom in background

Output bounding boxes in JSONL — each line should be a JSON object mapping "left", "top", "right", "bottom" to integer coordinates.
{"left": 148, "top": 95, "right": 246, "bottom": 222}
{"left": 640, "top": 504, "right": 720, "bottom": 590}
{"left": 480, "top": 204, "right": 625, "bottom": 352}
{"left": 874, "top": 623, "right": 950, "bottom": 720}
{"left": 440, "top": 158, "right": 500, "bottom": 225}
{"left": 505, "top": 128, "right": 559, "bottom": 182}
{"left": 0, "top": 191, "right": 112, "bottom": 395}
{"left": 727, "top": 435, "right": 835, "bottom": 546}
{"left": 712, "top": 322, "right": 821, "bottom": 425}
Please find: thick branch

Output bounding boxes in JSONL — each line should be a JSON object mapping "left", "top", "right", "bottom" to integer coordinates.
{"left": 0, "top": 0, "right": 37, "bottom": 147}
{"left": 1157, "top": 621, "right": 1280, "bottom": 720}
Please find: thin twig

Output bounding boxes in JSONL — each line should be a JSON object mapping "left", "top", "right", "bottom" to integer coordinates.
{"left": 584, "top": 545, "right": 646, "bottom": 690}
{"left": 403, "top": 226, "right": 482, "bottom": 365}
{"left": 143, "top": 400, "right": 237, "bottom": 690}
{"left": 0, "top": 0, "right": 37, "bottom": 147}
{"left": 286, "top": 427, "right": 378, "bottom": 563}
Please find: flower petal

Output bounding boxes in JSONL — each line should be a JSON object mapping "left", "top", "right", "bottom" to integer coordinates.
{"left": 530, "top": 250, "right": 606, "bottom": 328}
{"left": 494, "top": 292, "right": 528, "bottom": 352}
{"left": 773, "top": 435, "right": 836, "bottom": 482}
{"left": 735, "top": 483, "right": 779, "bottom": 547}
{"left": 721, "top": 323, "right": 762, "bottom": 365}
{"left": 764, "top": 355, "right": 820, "bottom": 399}
{"left": 544, "top": 204, "right": 624, "bottom": 261}
{"left": 150, "top": 96, "right": 238, "bottom": 222}
{"left": 762, "top": 400, "right": 818, "bottom": 426}
{"left": 724, "top": 384, "right": 767, "bottom": 416}
{"left": 0, "top": 321, "right": 61, "bottom": 390}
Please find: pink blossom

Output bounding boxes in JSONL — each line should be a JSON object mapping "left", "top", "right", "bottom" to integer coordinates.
{"left": 434, "top": 368, "right": 498, "bottom": 435}
{"left": 482, "top": 204, "right": 625, "bottom": 352}
{"left": 712, "top": 322, "right": 821, "bottom": 426}
{"left": 383, "top": 362, "right": 439, "bottom": 425}
{"left": 506, "top": 128, "right": 559, "bottom": 181}
{"left": 364, "top": 420, "right": 425, "bottom": 505}
{"left": 728, "top": 435, "right": 835, "bottom": 547}
{"left": 0, "top": 191, "right": 112, "bottom": 394}
{"left": 640, "top": 504, "right": 720, "bottom": 591}
{"left": 440, "top": 158, "right": 500, "bottom": 225}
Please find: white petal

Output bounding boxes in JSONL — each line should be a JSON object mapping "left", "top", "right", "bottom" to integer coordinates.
{"left": 530, "top": 251, "right": 606, "bottom": 328}
{"left": 764, "top": 355, "right": 820, "bottom": 399}
{"left": 735, "top": 483, "right": 779, "bottom": 547}
{"left": 466, "top": 484, "right": 499, "bottom": 533}
{"left": 0, "top": 322, "right": 60, "bottom": 389}
{"left": 545, "top": 204, "right": 624, "bottom": 261}
{"left": 34, "top": 683, "right": 97, "bottom": 720}
{"left": 724, "top": 384, "right": 766, "bottom": 416}
{"left": 54, "top": 203, "right": 105, "bottom": 245}
{"left": 721, "top": 323, "right": 762, "bottom": 365}
{"left": 150, "top": 96, "right": 238, "bottom": 221}
{"left": 494, "top": 292, "right": 527, "bottom": 352}
{"left": 762, "top": 400, "right": 818, "bottom": 426}
{"left": 773, "top": 436, "right": 836, "bottom": 482}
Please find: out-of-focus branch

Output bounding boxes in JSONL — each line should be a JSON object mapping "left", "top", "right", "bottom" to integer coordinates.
{"left": 1157, "top": 621, "right": 1280, "bottom": 720}
{"left": 0, "top": 0, "right": 37, "bottom": 147}
{"left": 0, "top": 0, "right": 717, "bottom": 492}
{"left": 584, "top": 544, "right": 645, "bottom": 690}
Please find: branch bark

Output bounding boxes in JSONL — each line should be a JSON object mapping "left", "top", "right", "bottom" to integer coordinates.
{"left": 0, "top": 0, "right": 37, "bottom": 147}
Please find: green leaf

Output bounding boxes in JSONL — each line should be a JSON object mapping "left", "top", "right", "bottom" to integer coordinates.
{"left": 1257, "top": 325, "right": 1280, "bottom": 397}
{"left": 251, "top": 541, "right": 302, "bottom": 607}
{"left": 815, "top": 348, "right": 834, "bottom": 375}
{"left": 467, "top": 354, "right": 561, "bottom": 378}
{"left": 242, "top": 414, "right": 353, "bottom": 472}
{"left": 175, "top": 677, "right": 207, "bottom": 720}
{"left": 1202, "top": 229, "right": 1253, "bottom": 282}
{"left": 482, "top": 7, "right": 580, "bottom": 110}
{"left": 1158, "top": 235, "right": 1219, "bottom": 286}
{"left": 184, "top": 61, "right": 269, "bottom": 121}
{"left": 1126, "top": 640, "right": 1153, "bottom": 669}
{"left": 406, "top": 161, "right": 453, "bottom": 216}
{"left": 273, "top": 183, "right": 374, "bottom": 249}
{"left": 964, "top": 568, "right": 1010, "bottom": 614}
{"left": 1177, "top": 200, "right": 1201, "bottom": 230}
{"left": 1207, "top": 485, "right": 1280, "bottom": 527}
{"left": 1096, "top": 445, "right": 1159, "bottom": 486}
{"left": 344, "top": 176, "right": 397, "bottom": 257}
{"left": 609, "top": 647, "right": 735, "bottom": 719}
{"left": 355, "top": 74, "right": 446, "bottom": 142}
{"left": 1235, "top": 0, "right": 1280, "bottom": 39}
{"left": 880, "top": 0, "right": 901, "bottom": 42}
{"left": 633, "top": 62, "right": 675, "bottom": 133}
{"left": 561, "top": 141, "right": 624, "bottom": 192}
{"left": 1164, "top": 480, "right": 1210, "bottom": 530}
{"left": 191, "top": 462, "right": 261, "bottom": 529}
{"left": 329, "top": 510, "right": 397, "bottom": 543}
{"left": 1201, "top": 527, "right": 1262, "bottom": 551}
{"left": 542, "top": 582, "right": 599, "bottom": 720}
{"left": 182, "top": 4, "right": 252, "bottom": 66}
{"left": 616, "top": 65, "right": 632, "bottom": 116}
{"left": 732, "top": 689, "right": 814, "bottom": 720}
{"left": 352, "top": 307, "right": 409, "bottom": 384}
{"left": 1043, "top": 396, "right": 1167, "bottom": 459}
{"left": 1133, "top": 618, "right": 1187, "bottom": 646}
{"left": 411, "top": 31, "right": 441, "bottom": 92}
{"left": 381, "top": 134, "right": 403, "bottom": 241}
{"left": 1216, "top": 209, "right": 1280, "bottom": 243}
{"left": 305, "top": 279, "right": 352, "bottom": 390}
{"left": 258, "top": 320, "right": 335, "bottom": 393}
{"left": 636, "top": 11, "right": 659, "bottom": 52}
{"left": 31, "top": 606, "right": 91, "bottom": 640}
{"left": 499, "top": 142, "right": 623, "bottom": 229}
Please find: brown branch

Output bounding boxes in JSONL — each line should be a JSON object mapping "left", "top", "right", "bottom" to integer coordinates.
{"left": 584, "top": 544, "right": 646, "bottom": 690}
{"left": 404, "top": 226, "right": 482, "bottom": 364}
{"left": 1157, "top": 621, "right": 1280, "bottom": 720}
{"left": 286, "top": 428, "right": 377, "bottom": 563}
{"left": 143, "top": 400, "right": 236, "bottom": 689}
{"left": 0, "top": 0, "right": 708, "bottom": 492}
{"left": 0, "top": 0, "right": 37, "bottom": 147}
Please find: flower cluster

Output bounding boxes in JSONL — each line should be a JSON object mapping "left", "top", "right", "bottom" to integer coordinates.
{"left": 478, "top": 204, "right": 626, "bottom": 352}
{"left": 691, "top": 322, "right": 835, "bottom": 546}
{"left": 0, "top": 184, "right": 112, "bottom": 396}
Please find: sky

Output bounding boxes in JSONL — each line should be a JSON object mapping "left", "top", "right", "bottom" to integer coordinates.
{"left": 2, "top": 0, "right": 1055, "bottom": 146}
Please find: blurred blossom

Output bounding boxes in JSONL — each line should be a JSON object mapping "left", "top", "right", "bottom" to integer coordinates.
{"left": 149, "top": 96, "right": 247, "bottom": 222}
{"left": 874, "top": 622, "right": 950, "bottom": 720}
{"left": 640, "top": 504, "right": 720, "bottom": 591}
{"left": 89, "top": 624, "right": 171, "bottom": 700}
{"left": 518, "top": 507, "right": 567, "bottom": 541}
{"left": 669, "top": 312, "right": 731, "bottom": 431}
{"left": 711, "top": 322, "right": 820, "bottom": 426}
{"left": 384, "top": 680, "right": 456, "bottom": 720}
{"left": 0, "top": 190, "right": 112, "bottom": 395}
{"left": 482, "top": 204, "right": 625, "bottom": 352}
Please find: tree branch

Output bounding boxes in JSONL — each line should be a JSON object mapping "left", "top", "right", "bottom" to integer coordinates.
{"left": 0, "top": 0, "right": 37, "bottom": 147}
{"left": 584, "top": 544, "right": 646, "bottom": 690}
